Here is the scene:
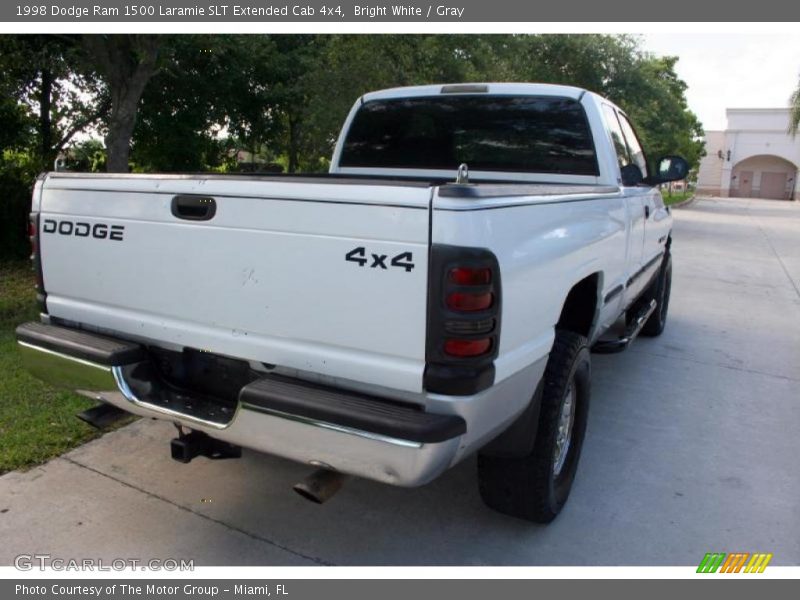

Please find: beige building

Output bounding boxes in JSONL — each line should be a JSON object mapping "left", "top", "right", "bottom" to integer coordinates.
{"left": 696, "top": 108, "right": 799, "bottom": 200}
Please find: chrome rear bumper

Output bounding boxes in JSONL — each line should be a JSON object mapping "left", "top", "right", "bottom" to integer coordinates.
{"left": 17, "top": 341, "right": 118, "bottom": 393}
{"left": 16, "top": 321, "right": 466, "bottom": 486}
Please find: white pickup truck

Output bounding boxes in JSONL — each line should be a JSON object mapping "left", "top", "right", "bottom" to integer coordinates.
{"left": 17, "top": 83, "right": 686, "bottom": 522}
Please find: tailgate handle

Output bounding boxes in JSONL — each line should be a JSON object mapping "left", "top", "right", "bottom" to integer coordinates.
{"left": 171, "top": 195, "right": 217, "bottom": 221}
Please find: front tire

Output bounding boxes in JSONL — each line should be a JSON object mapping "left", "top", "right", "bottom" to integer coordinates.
{"left": 477, "top": 330, "right": 591, "bottom": 523}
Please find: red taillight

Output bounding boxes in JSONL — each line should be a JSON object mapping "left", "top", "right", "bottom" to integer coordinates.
{"left": 448, "top": 267, "right": 491, "bottom": 286}
{"left": 446, "top": 291, "right": 493, "bottom": 312}
{"left": 444, "top": 338, "right": 492, "bottom": 357}
{"left": 425, "top": 245, "right": 500, "bottom": 394}
{"left": 29, "top": 214, "right": 45, "bottom": 301}
{"left": 442, "top": 261, "right": 495, "bottom": 353}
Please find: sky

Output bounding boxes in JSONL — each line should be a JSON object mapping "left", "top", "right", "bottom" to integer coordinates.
{"left": 640, "top": 33, "right": 800, "bottom": 131}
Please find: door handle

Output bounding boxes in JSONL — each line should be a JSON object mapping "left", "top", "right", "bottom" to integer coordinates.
{"left": 644, "top": 205, "right": 651, "bottom": 219}
{"left": 171, "top": 195, "right": 217, "bottom": 221}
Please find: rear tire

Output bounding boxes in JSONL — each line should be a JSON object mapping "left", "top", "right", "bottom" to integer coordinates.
{"left": 641, "top": 254, "right": 672, "bottom": 337}
{"left": 477, "top": 330, "right": 591, "bottom": 523}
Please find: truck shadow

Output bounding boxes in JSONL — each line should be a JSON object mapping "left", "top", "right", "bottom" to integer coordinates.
{"left": 70, "top": 416, "right": 589, "bottom": 566}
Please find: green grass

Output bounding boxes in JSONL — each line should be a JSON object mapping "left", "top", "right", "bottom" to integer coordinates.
{"left": 0, "top": 261, "right": 108, "bottom": 474}
{"left": 663, "top": 190, "right": 694, "bottom": 206}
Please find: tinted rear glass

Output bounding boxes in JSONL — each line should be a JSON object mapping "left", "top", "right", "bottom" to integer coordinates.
{"left": 340, "top": 95, "right": 598, "bottom": 176}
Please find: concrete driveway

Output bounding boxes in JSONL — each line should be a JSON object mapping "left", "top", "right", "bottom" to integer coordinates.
{"left": 1, "top": 196, "right": 799, "bottom": 566}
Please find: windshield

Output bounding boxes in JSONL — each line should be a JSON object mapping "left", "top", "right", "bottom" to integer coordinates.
{"left": 340, "top": 95, "right": 598, "bottom": 176}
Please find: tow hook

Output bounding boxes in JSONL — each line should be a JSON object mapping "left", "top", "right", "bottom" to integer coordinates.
{"left": 170, "top": 427, "right": 241, "bottom": 463}
{"left": 293, "top": 468, "right": 349, "bottom": 504}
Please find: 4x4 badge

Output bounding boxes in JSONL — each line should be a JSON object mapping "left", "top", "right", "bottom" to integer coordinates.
{"left": 345, "top": 247, "right": 414, "bottom": 272}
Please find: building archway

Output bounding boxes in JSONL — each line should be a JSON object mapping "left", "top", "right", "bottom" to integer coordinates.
{"left": 730, "top": 155, "right": 798, "bottom": 200}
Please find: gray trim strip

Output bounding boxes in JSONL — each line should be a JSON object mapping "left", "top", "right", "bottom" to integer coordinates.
{"left": 438, "top": 184, "right": 619, "bottom": 199}
{"left": 434, "top": 193, "right": 621, "bottom": 211}
{"left": 46, "top": 171, "right": 435, "bottom": 188}
{"left": 604, "top": 251, "right": 664, "bottom": 304}
{"left": 603, "top": 285, "right": 624, "bottom": 305}
{"left": 626, "top": 252, "right": 664, "bottom": 288}
{"left": 45, "top": 187, "right": 429, "bottom": 211}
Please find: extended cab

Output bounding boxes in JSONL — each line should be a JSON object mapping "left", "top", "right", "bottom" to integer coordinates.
{"left": 16, "top": 83, "right": 687, "bottom": 522}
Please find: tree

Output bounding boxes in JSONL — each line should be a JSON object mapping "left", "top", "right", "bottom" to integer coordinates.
{"left": 790, "top": 75, "right": 800, "bottom": 136}
{"left": 82, "top": 35, "right": 161, "bottom": 172}
{"left": 0, "top": 83, "right": 33, "bottom": 152}
{"left": 0, "top": 35, "right": 108, "bottom": 170}
{"left": 0, "top": 35, "right": 96, "bottom": 258}
{"left": 65, "top": 138, "right": 106, "bottom": 172}
{"left": 615, "top": 55, "right": 705, "bottom": 169}
{"left": 207, "top": 35, "right": 294, "bottom": 171}
{"left": 0, "top": 56, "right": 37, "bottom": 259}
{"left": 131, "top": 35, "right": 289, "bottom": 172}
{"left": 131, "top": 35, "right": 235, "bottom": 171}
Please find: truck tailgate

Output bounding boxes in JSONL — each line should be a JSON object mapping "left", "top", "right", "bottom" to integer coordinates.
{"left": 36, "top": 174, "right": 432, "bottom": 393}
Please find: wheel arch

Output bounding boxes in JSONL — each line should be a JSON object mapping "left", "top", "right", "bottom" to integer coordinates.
{"left": 555, "top": 272, "right": 603, "bottom": 341}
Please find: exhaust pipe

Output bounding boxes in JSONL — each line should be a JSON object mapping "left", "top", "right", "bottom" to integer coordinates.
{"left": 293, "top": 468, "right": 349, "bottom": 504}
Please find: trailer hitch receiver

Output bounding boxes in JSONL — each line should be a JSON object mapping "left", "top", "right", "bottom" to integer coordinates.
{"left": 170, "top": 429, "right": 241, "bottom": 463}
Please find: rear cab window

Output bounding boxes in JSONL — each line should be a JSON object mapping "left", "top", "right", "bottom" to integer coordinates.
{"left": 340, "top": 95, "right": 599, "bottom": 177}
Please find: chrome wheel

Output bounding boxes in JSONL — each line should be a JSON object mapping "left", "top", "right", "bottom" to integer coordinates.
{"left": 553, "top": 382, "right": 575, "bottom": 477}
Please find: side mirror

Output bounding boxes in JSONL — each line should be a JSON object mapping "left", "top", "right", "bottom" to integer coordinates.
{"left": 653, "top": 155, "right": 689, "bottom": 183}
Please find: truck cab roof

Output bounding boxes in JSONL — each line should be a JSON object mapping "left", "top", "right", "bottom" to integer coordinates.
{"left": 361, "top": 82, "right": 590, "bottom": 103}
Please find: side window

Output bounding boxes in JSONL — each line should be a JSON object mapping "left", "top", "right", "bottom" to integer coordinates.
{"left": 602, "top": 104, "right": 631, "bottom": 171}
{"left": 617, "top": 113, "right": 649, "bottom": 178}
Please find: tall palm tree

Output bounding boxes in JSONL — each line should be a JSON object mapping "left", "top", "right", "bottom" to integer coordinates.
{"left": 790, "top": 75, "right": 800, "bottom": 136}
